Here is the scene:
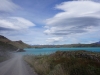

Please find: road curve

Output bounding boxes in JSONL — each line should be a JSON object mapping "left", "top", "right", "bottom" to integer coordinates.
{"left": 0, "top": 54, "right": 37, "bottom": 75}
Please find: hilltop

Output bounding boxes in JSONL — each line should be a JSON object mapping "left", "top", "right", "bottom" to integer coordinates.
{"left": 12, "top": 40, "right": 30, "bottom": 49}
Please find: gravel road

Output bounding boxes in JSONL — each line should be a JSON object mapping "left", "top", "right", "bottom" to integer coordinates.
{"left": 0, "top": 54, "right": 37, "bottom": 75}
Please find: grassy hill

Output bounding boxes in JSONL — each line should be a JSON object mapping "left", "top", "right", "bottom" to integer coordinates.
{"left": 0, "top": 35, "right": 30, "bottom": 51}
{"left": 0, "top": 41, "right": 17, "bottom": 51}
{"left": 11, "top": 40, "right": 30, "bottom": 49}
{"left": 0, "top": 35, "right": 17, "bottom": 51}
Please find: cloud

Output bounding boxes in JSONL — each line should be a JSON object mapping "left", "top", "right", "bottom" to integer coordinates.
{"left": 44, "top": 1, "right": 100, "bottom": 36}
{"left": 46, "top": 37, "right": 63, "bottom": 43}
{"left": 0, "top": 17, "right": 35, "bottom": 30}
{"left": 0, "top": 0, "right": 19, "bottom": 13}
{"left": 74, "top": 0, "right": 99, "bottom": 2}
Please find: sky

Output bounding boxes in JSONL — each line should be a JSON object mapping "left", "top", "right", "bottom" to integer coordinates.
{"left": 0, "top": 0, "right": 100, "bottom": 45}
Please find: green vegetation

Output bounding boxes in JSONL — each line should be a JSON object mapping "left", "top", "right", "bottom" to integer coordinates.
{"left": 24, "top": 50, "right": 100, "bottom": 75}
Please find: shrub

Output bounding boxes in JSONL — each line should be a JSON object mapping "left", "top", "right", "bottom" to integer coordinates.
{"left": 24, "top": 50, "right": 100, "bottom": 75}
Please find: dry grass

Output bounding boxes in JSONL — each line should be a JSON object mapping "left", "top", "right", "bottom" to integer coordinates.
{"left": 24, "top": 50, "right": 100, "bottom": 75}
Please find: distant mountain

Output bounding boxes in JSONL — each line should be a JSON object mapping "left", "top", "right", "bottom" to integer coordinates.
{"left": 31, "top": 43, "right": 100, "bottom": 48}
{"left": 0, "top": 35, "right": 30, "bottom": 51}
{"left": 95, "top": 41, "right": 100, "bottom": 44}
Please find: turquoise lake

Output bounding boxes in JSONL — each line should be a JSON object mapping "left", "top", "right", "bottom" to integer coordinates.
{"left": 19, "top": 47, "right": 100, "bottom": 55}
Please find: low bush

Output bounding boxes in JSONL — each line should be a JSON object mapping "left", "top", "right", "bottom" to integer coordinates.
{"left": 24, "top": 50, "right": 100, "bottom": 75}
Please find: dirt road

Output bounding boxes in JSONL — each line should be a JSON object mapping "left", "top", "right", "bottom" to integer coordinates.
{"left": 0, "top": 54, "right": 37, "bottom": 75}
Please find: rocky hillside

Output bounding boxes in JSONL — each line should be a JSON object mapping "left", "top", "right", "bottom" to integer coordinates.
{"left": 0, "top": 35, "right": 30, "bottom": 51}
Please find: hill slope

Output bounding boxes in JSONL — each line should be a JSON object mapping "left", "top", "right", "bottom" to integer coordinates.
{"left": 0, "top": 35, "right": 30, "bottom": 51}
{"left": 11, "top": 40, "right": 30, "bottom": 49}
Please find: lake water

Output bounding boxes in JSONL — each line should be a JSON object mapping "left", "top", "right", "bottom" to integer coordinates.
{"left": 19, "top": 47, "right": 100, "bottom": 55}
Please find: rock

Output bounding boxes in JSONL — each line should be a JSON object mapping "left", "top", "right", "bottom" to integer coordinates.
{"left": 16, "top": 49, "right": 25, "bottom": 52}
